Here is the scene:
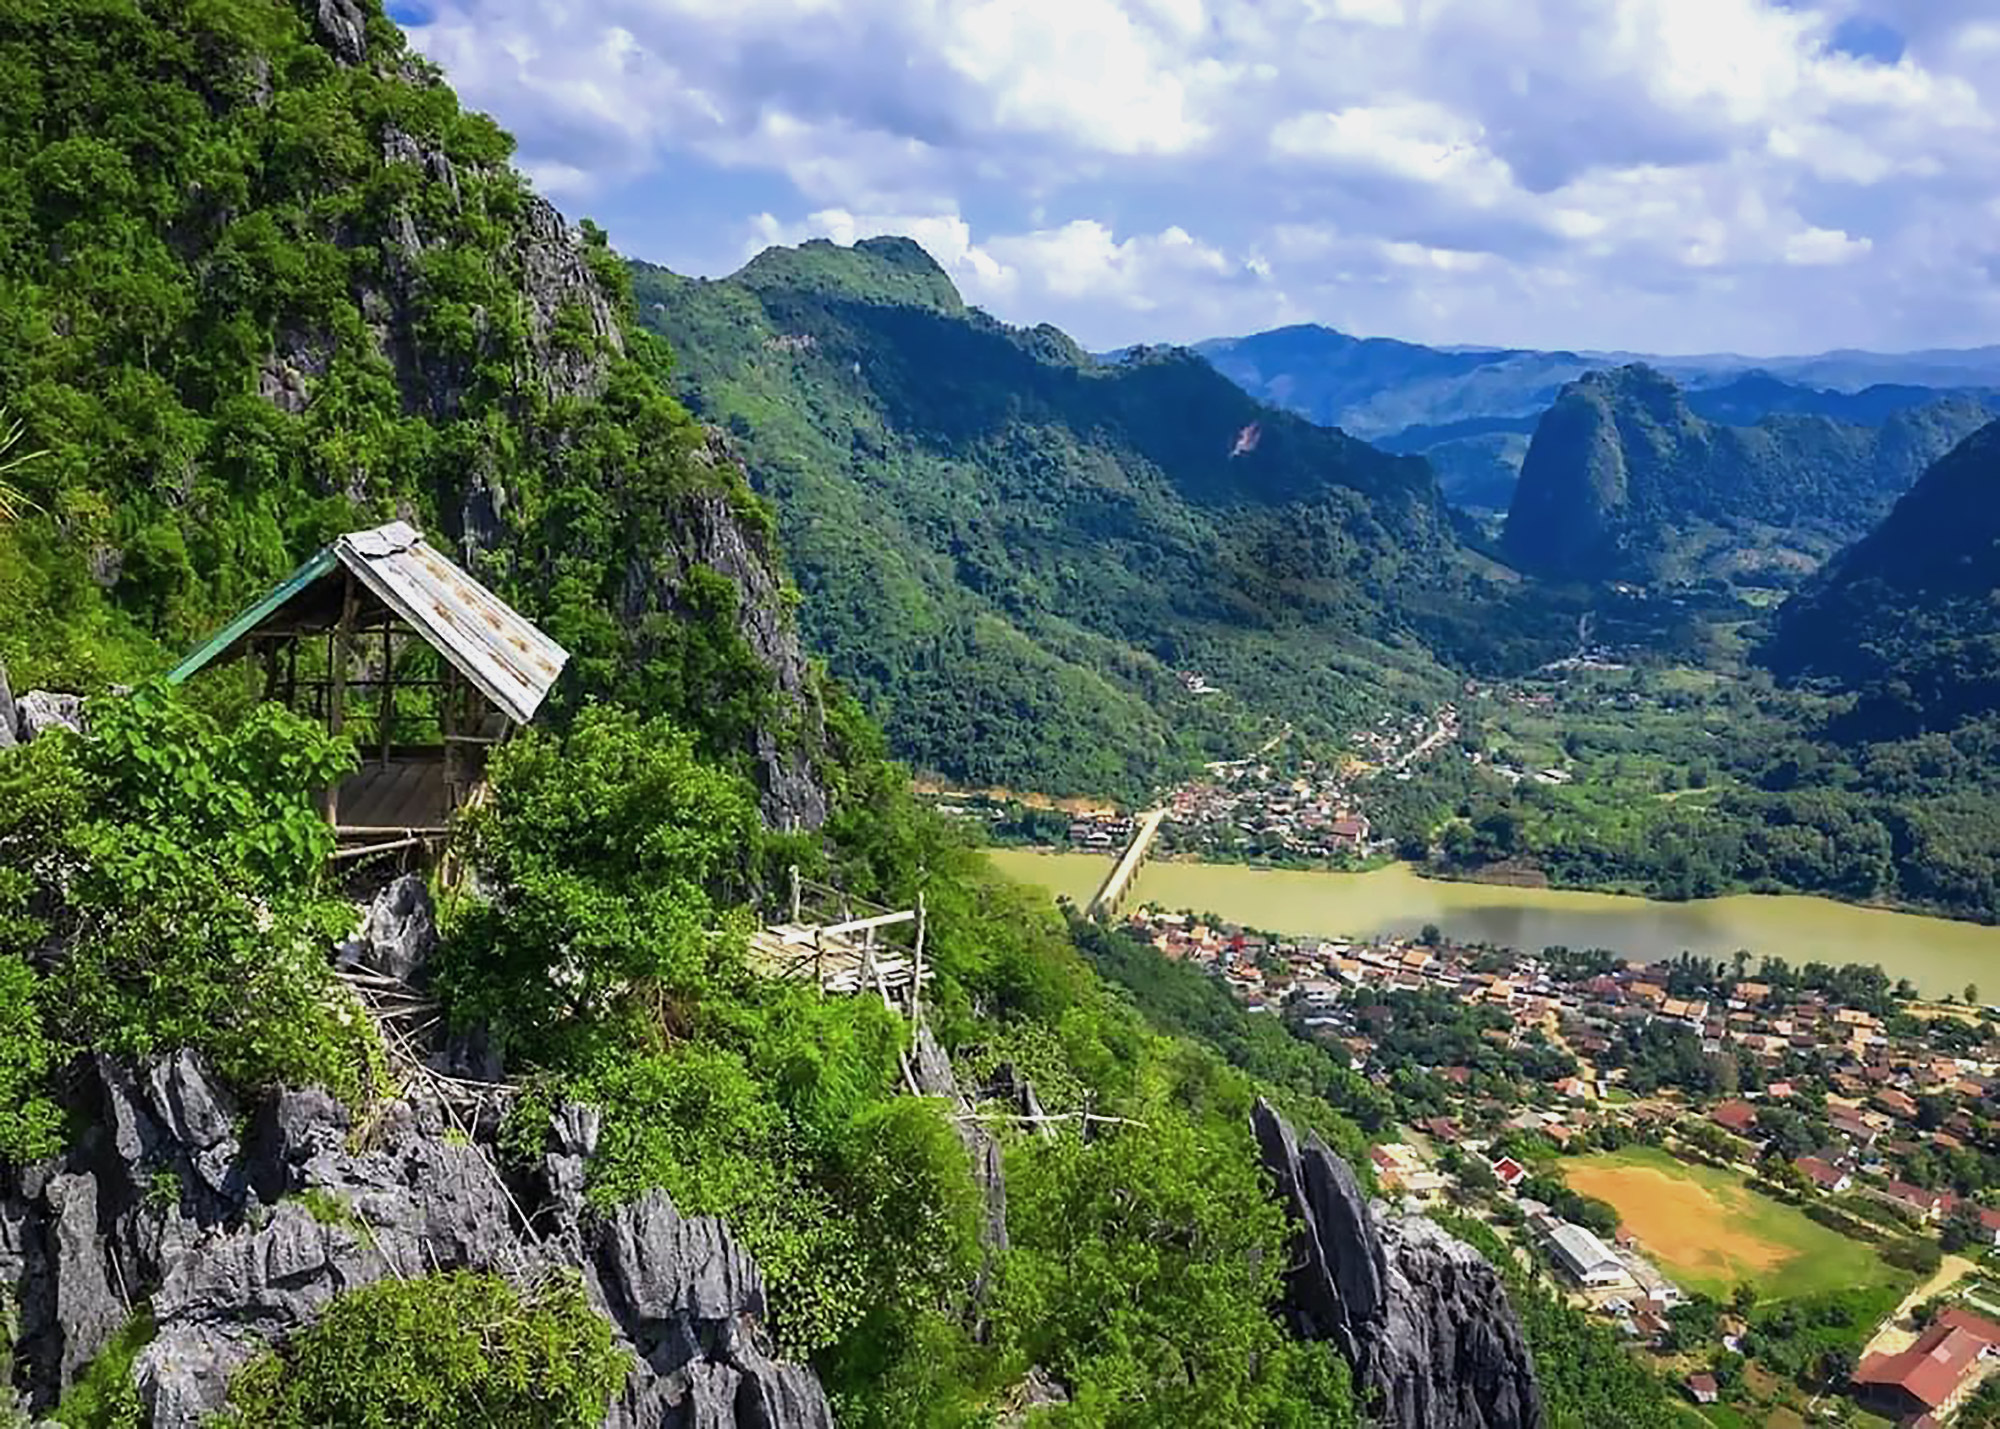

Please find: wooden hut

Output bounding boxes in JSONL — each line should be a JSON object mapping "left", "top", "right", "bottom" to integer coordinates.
{"left": 166, "top": 521, "right": 569, "bottom": 858}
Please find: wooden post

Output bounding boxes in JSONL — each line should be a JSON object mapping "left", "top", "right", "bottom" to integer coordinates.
{"left": 379, "top": 626, "right": 395, "bottom": 767}
{"left": 327, "top": 572, "right": 358, "bottom": 828}
{"left": 261, "top": 637, "right": 279, "bottom": 701}
{"left": 912, "top": 891, "right": 927, "bottom": 1023}
{"left": 789, "top": 864, "right": 802, "bottom": 924}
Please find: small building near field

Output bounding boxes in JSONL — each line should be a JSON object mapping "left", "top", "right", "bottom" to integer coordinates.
{"left": 1545, "top": 1222, "right": 1632, "bottom": 1289}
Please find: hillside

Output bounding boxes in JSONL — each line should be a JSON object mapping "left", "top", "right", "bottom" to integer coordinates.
{"left": 1500, "top": 366, "right": 1994, "bottom": 584}
{"left": 0, "top": 4, "right": 1596, "bottom": 1428}
{"left": 635, "top": 245, "right": 1510, "bottom": 798}
{"left": 1764, "top": 420, "right": 2000, "bottom": 739}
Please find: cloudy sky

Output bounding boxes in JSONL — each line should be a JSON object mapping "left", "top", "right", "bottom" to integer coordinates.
{"left": 387, "top": 0, "right": 2000, "bottom": 355}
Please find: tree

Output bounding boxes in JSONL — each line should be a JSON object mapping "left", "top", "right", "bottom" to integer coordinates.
{"left": 1969, "top": 983, "right": 1983, "bottom": 1006}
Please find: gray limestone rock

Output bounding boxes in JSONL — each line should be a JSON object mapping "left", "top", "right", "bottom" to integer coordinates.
{"left": 312, "top": 0, "right": 368, "bottom": 65}
{"left": 335, "top": 873, "right": 438, "bottom": 983}
{"left": 136, "top": 1202, "right": 382, "bottom": 1425}
{"left": 14, "top": 692, "right": 82, "bottom": 743}
{"left": 46, "top": 1174, "right": 124, "bottom": 1391}
{"left": 634, "top": 439, "right": 831, "bottom": 834}
{"left": 11, "top": 1056, "right": 836, "bottom": 1429}
{"left": 911, "top": 1025, "right": 1008, "bottom": 1265}
{"left": 1251, "top": 1098, "right": 1542, "bottom": 1429}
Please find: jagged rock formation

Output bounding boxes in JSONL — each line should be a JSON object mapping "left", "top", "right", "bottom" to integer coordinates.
{"left": 1251, "top": 1099, "right": 1542, "bottom": 1429}
{"left": 1, "top": 1052, "right": 833, "bottom": 1428}
{"left": 908, "top": 1025, "right": 1007, "bottom": 1289}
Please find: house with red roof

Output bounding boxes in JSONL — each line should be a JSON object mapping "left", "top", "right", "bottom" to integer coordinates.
{"left": 1491, "top": 1156, "right": 1528, "bottom": 1191}
{"left": 1854, "top": 1306, "right": 2000, "bottom": 1421}
{"left": 1711, "top": 1099, "right": 1759, "bottom": 1136}
{"left": 1794, "top": 1155, "right": 1852, "bottom": 1194}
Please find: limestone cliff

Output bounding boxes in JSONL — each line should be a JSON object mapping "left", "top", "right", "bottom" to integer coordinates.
{"left": 0, "top": 878, "right": 834, "bottom": 1427}
{"left": 1251, "top": 1099, "right": 1543, "bottom": 1429}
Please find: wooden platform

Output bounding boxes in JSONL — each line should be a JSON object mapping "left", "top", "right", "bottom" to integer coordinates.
{"left": 748, "top": 914, "right": 933, "bottom": 1001}
{"left": 331, "top": 758, "right": 450, "bottom": 834}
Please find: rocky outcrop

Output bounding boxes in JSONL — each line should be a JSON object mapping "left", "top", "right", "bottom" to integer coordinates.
{"left": 909, "top": 1025, "right": 1007, "bottom": 1282}
{"left": 625, "top": 435, "right": 831, "bottom": 832}
{"left": 11, "top": 692, "right": 82, "bottom": 744}
{"left": 335, "top": 873, "right": 438, "bottom": 983}
{"left": 1, "top": 1054, "right": 833, "bottom": 1429}
{"left": 1251, "top": 1099, "right": 1542, "bottom": 1429}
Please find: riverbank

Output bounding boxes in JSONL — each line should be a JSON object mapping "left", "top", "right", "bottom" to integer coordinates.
{"left": 987, "top": 850, "right": 2000, "bottom": 1000}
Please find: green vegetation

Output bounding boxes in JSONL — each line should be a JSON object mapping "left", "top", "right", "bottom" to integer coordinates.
{"left": 633, "top": 244, "right": 1525, "bottom": 800}
{"left": 457, "top": 709, "right": 1375, "bottom": 1422}
{"left": 214, "top": 1273, "right": 626, "bottom": 1428}
{"left": 1433, "top": 1213, "right": 1684, "bottom": 1429}
{"left": 49, "top": 1305, "right": 154, "bottom": 1429}
{"left": 0, "top": 0, "right": 777, "bottom": 770}
{"left": 1503, "top": 366, "right": 1991, "bottom": 584}
{"left": 0, "top": 684, "right": 382, "bottom": 1105}
{"left": 1560, "top": 1146, "right": 1905, "bottom": 1302}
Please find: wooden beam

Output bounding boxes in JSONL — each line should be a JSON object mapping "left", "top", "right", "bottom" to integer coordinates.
{"left": 804, "top": 910, "right": 918, "bottom": 941}
{"left": 327, "top": 571, "right": 359, "bottom": 827}
{"left": 379, "top": 626, "right": 395, "bottom": 767}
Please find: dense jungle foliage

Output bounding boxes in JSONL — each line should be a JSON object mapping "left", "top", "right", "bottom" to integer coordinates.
{"left": 631, "top": 243, "right": 1536, "bottom": 800}
{"left": 0, "top": 4, "right": 1422, "bottom": 1424}
{"left": 0, "top": 0, "right": 781, "bottom": 771}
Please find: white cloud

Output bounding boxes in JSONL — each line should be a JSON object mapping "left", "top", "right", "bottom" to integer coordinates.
{"left": 399, "top": 0, "right": 2000, "bottom": 353}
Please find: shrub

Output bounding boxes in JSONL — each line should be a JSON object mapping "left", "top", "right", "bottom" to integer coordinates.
{"left": 215, "top": 1272, "right": 627, "bottom": 1429}
{"left": 0, "top": 683, "right": 380, "bottom": 1103}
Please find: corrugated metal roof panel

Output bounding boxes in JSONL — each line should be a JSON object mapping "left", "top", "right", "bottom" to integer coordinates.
{"left": 166, "top": 545, "right": 342, "bottom": 687}
{"left": 332, "top": 522, "right": 569, "bottom": 726}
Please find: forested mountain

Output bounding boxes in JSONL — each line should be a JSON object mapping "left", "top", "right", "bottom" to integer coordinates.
{"left": 1765, "top": 420, "right": 2000, "bottom": 740}
{"left": 1501, "top": 366, "right": 1994, "bottom": 584}
{"left": 635, "top": 244, "right": 1517, "bottom": 798}
{"left": 0, "top": 2, "right": 1592, "bottom": 1426}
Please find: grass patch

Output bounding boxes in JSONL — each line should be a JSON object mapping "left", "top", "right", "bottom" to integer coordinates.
{"left": 1562, "top": 1145, "right": 1904, "bottom": 1301}
{"left": 51, "top": 1303, "right": 154, "bottom": 1429}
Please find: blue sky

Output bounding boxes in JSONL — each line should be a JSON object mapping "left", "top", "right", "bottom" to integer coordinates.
{"left": 393, "top": 0, "right": 2000, "bottom": 355}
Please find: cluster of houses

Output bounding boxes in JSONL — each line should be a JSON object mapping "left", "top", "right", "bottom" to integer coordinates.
{"left": 1160, "top": 761, "right": 1375, "bottom": 861}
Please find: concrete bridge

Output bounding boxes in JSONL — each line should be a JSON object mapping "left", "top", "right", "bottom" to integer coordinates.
{"left": 1087, "top": 808, "right": 1167, "bottom": 920}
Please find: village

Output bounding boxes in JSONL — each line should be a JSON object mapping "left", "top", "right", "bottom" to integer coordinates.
{"left": 1121, "top": 903, "right": 2000, "bottom": 1426}
{"left": 1042, "top": 701, "right": 1467, "bottom": 862}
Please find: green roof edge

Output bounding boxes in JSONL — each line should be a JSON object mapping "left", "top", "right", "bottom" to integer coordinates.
{"left": 164, "top": 546, "right": 341, "bottom": 686}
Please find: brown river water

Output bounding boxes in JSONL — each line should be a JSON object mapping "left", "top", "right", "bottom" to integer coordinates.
{"left": 987, "top": 851, "right": 2000, "bottom": 1000}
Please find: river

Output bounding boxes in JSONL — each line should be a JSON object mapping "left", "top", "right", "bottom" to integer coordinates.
{"left": 986, "top": 851, "right": 2000, "bottom": 999}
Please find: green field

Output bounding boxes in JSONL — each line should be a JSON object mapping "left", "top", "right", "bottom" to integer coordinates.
{"left": 1563, "top": 1145, "right": 1906, "bottom": 1301}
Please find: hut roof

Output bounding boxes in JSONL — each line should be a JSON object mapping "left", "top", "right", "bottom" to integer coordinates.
{"left": 166, "top": 521, "right": 569, "bottom": 725}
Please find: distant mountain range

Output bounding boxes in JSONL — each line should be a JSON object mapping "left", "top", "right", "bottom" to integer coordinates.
{"left": 1181, "top": 324, "right": 2000, "bottom": 514}
{"left": 1499, "top": 365, "right": 1995, "bottom": 585}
